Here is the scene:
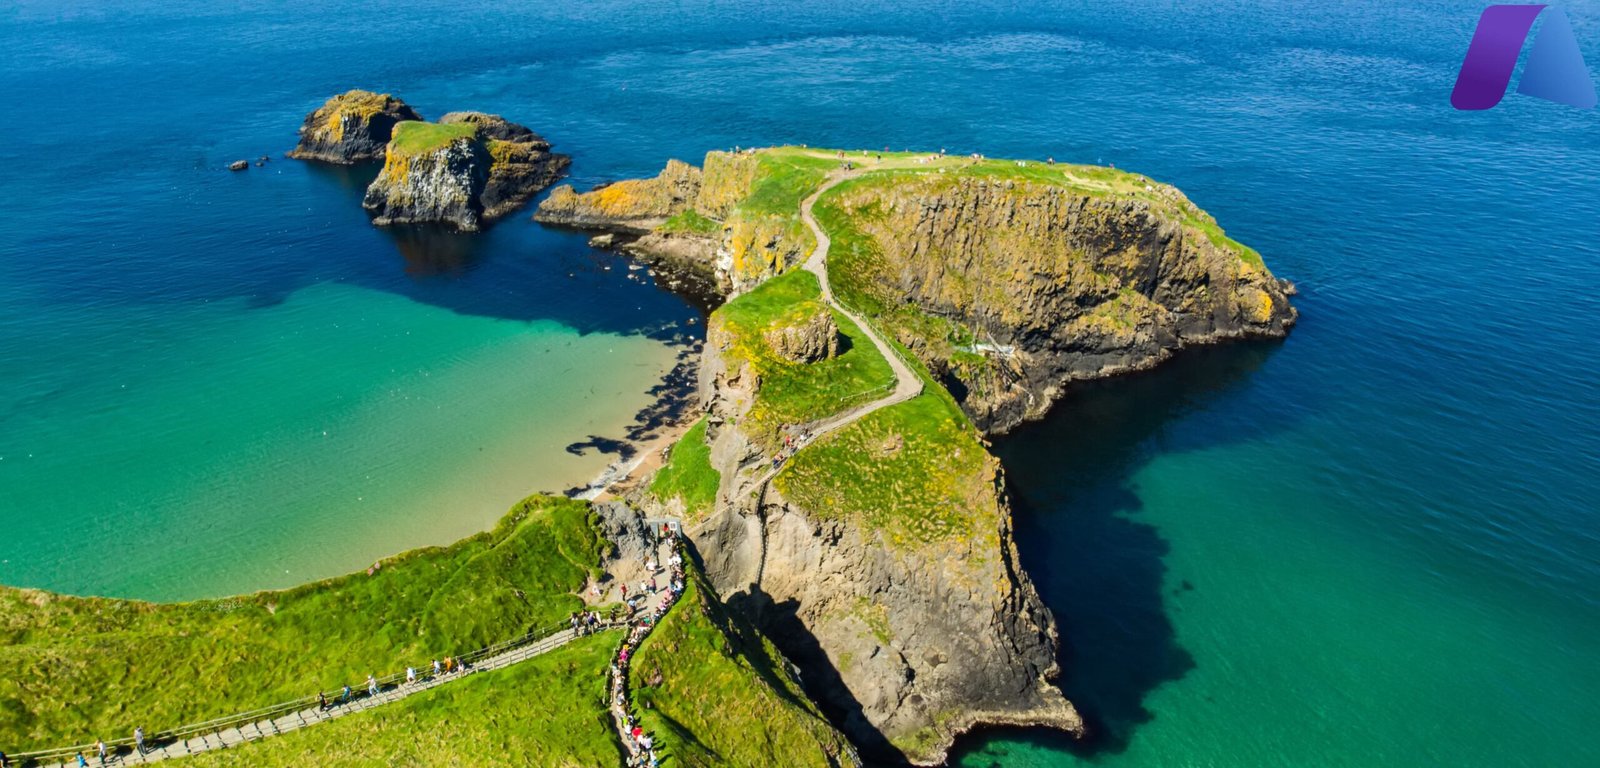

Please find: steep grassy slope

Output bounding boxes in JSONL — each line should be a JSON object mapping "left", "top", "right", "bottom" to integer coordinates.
{"left": 630, "top": 565, "right": 859, "bottom": 768}
{"left": 709, "top": 269, "right": 896, "bottom": 448}
{"left": 181, "top": 633, "right": 623, "bottom": 768}
{"left": 647, "top": 417, "right": 721, "bottom": 519}
{"left": 0, "top": 496, "right": 608, "bottom": 747}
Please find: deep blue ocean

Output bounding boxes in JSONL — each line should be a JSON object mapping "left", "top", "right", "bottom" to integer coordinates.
{"left": 1, "top": 1, "right": 1596, "bottom": 765}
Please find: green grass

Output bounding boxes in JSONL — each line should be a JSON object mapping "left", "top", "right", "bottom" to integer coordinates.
{"left": 774, "top": 366, "right": 997, "bottom": 548}
{"left": 648, "top": 418, "right": 721, "bottom": 519}
{"left": 0, "top": 495, "right": 609, "bottom": 748}
{"left": 658, "top": 209, "right": 723, "bottom": 236}
{"left": 181, "top": 632, "right": 624, "bottom": 768}
{"left": 712, "top": 270, "right": 896, "bottom": 447}
{"left": 388, "top": 120, "right": 478, "bottom": 155}
{"left": 766, "top": 174, "right": 1009, "bottom": 548}
{"left": 630, "top": 566, "right": 858, "bottom": 768}
{"left": 735, "top": 152, "right": 834, "bottom": 218}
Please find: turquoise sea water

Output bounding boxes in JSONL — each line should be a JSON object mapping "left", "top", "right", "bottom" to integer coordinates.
{"left": 2, "top": 1, "right": 1596, "bottom": 765}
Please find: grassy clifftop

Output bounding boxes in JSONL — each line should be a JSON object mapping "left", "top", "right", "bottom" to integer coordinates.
{"left": 710, "top": 269, "right": 896, "bottom": 448}
{"left": 387, "top": 120, "right": 477, "bottom": 155}
{"left": 0, "top": 496, "right": 608, "bottom": 747}
{"left": 648, "top": 417, "right": 721, "bottom": 519}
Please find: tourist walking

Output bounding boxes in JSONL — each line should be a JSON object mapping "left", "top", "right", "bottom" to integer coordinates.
{"left": 367, "top": 674, "right": 379, "bottom": 697}
{"left": 135, "top": 725, "right": 145, "bottom": 755}
{"left": 95, "top": 738, "right": 107, "bottom": 765}
{"left": 318, "top": 691, "right": 329, "bottom": 711}
{"left": 432, "top": 658, "right": 442, "bottom": 677}
{"left": 405, "top": 666, "right": 417, "bottom": 685}
{"left": 75, "top": 753, "right": 87, "bottom": 768}
{"left": 0, "top": 748, "right": 11, "bottom": 767}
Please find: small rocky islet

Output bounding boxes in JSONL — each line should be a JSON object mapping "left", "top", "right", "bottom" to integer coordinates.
{"left": 288, "top": 89, "right": 570, "bottom": 231}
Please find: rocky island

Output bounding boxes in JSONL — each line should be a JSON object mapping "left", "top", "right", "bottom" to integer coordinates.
{"left": 2, "top": 147, "right": 1294, "bottom": 768}
{"left": 290, "top": 91, "right": 570, "bottom": 231}
{"left": 287, "top": 89, "right": 423, "bottom": 164}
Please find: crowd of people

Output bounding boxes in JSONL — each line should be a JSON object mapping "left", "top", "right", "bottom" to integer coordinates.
{"left": 609, "top": 522, "right": 688, "bottom": 768}
{"left": 570, "top": 609, "right": 604, "bottom": 636}
{"left": 769, "top": 424, "right": 815, "bottom": 472}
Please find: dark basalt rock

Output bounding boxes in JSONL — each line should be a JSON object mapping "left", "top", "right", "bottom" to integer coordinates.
{"left": 360, "top": 113, "right": 570, "bottom": 232}
{"left": 288, "top": 90, "right": 423, "bottom": 165}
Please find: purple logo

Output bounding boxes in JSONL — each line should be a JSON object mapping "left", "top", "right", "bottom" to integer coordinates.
{"left": 1452, "top": 4, "right": 1596, "bottom": 110}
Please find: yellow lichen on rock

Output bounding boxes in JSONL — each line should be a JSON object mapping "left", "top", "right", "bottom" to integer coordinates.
{"left": 696, "top": 151, "right": 760, "bottom": 218}
{"left": 289, "top": 89, "right": 422, "bottom": 165}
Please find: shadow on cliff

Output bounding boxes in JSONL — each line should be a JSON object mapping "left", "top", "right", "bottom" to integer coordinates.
{"left": 953, "top": 339, "right": 1295, "bottom": 761}
{"left": 673, "top": 539, "right": 897, "bottom": 761}
{"left": 722, "top": 584, "right": 911, "bottom": 766}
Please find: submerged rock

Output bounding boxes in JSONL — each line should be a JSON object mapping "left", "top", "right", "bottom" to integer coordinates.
{"left": 361, "top": 114, "right": 570, "bottom": 232}
{"left": 228, "top": 160, "right": 248, "bottom": 171}
{"left": 288, "top": 89, "right": 423, "bottom": 165}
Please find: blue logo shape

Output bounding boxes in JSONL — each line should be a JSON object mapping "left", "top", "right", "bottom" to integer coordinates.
{"left": 1452, "top": 5, "right": 1596, "bottom": 110}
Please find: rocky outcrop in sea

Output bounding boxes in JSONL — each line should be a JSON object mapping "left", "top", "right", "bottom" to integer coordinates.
{"left": 289, "top": 92, "right": 569, "bottom": 230}
{"left": 287, "top": 90, "right": 423, "bottom": 164}
{"left": 360, "top": 114, "right": 570, "bottom": 232}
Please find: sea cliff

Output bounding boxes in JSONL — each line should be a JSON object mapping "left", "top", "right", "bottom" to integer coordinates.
{"left": 287, "top": 90, "right": 422, "bottom": 164}
{"left": 541, "top": 147, "right": 1295, "bottom": 433}
{"left": 598, "top": 146, "right": 1296, "bottom": 763}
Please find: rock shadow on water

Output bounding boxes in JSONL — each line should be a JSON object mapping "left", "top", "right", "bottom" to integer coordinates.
{"left": 952, "top": 340, "right": 1295, "bottom": 761}
{"left": 271, "top": 159, "right": 712, "bottom": 340}
{"left": 385, "top": 224, "right": 483, "bottom": 277}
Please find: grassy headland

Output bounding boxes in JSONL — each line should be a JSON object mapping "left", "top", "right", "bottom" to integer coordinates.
{"left": 0, "top": 495, "right": 607, "bottom": 748}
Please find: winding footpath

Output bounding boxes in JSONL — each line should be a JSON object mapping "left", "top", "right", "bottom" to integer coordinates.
{"left": 605, "top": 520, "right": 686, "bottom": 767}
{"left": 737, "top": 170, "right": 925, "bottom": 494}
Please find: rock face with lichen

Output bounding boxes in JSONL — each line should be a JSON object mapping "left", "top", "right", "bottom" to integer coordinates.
{"left": 288, "top": 90, "right": 423, "bottom": 164}
{"left": 536, "top": 151, "right": 813, "bottom": 294}
{"left": 536, "top": 159, "right": 704, "bottom": 232}
{"left": 819, "top": 172, "right": 1297, "bottom": 432}
{"left": 672, "top": 294, "right": 1082, "bottom": 766}
{"left": 361, "top": 115, "right": 569, "bottom": 232}
{"left": 764, "top": 308, "right": 841, "bottom": 363}
{"left": 439, "top": 112, "right": 571, "bottom": 219}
